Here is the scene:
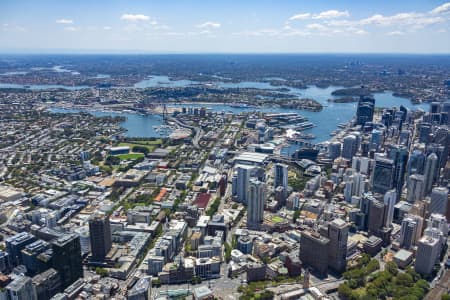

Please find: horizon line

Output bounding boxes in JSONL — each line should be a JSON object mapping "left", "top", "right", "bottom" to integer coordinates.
{"left": 1, "top": 49, "right": 450, "bottom": 56}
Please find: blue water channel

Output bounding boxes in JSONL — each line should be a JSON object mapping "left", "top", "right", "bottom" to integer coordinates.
{"left": 48, "top": 76, "right": 429, "bottom": 150}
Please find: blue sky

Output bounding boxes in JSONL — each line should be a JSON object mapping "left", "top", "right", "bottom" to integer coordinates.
{"left": 1, "top": 0, "right": 450, "bottom": 53}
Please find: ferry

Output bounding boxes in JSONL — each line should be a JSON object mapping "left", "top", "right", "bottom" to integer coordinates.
{"left": 230, "top": 103, "right": 256, "bottom": 108}
{"left": 294, "top": 122, "right": 315, "bottom": 130}
{"left": 287, "top": 132, "right": 316, "bottom": 141}
{"left": 301, "top": 133, "right": 316, "bottom": 139}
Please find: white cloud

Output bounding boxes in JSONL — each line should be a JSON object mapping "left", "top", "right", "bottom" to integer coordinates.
{"left": 306, "top": 23, "right": 327, "bottom": 31}
{"left": 64, "top": 26, "right": 78, "bottom": 31}
{"left": 361, "top": 13, "right": 414, "bottom": 26}
{"left": 387, "top": 31, "right": 405, "bottom": 36}
{"left": 325, "top": 19, "right": 357, "bottom": 27}
{"left": 197, "top": 21, "right": 221, "bottom": 29}
{"left": 325, "top": 8, "right": 446, "bottom": 32}
{"left": 120, "top": 14, "right": 150, "bottom": 22}
{"left": 289, "top": 13, "right": 311, "bottom": 21}
{"left": 166, "top": 31, "right": 184, "bottom": 36}
{"left": 233, "top": 29, "right": 280, "bottom": 37}
{"left": 313, "top": 10, "right": 349, "bottom": 19}
{"left": 103, "top": 26, "right": 112, "bottom": 30}
{"left": 2, "top": 23, "right": 26, "bottom": 32}
{"left": 289, "top": 10, "right": 349, "bottom": 22}
{"left": 56, "top": 19, "right": 73, "bottom": 24}
{"left": 359, "top": 12, "right": 444, "bottom": 29}
{"left": 350, "top": 28, "right": 368, "bottom": 35}
{"left": 154, "top": 25, "right": 170, "bottom": 30}
{"left": 283, "top": 30, "right": 311, "bottom": 37}
{"left": 430, "top": 2, "right": 450, "bottom": 14}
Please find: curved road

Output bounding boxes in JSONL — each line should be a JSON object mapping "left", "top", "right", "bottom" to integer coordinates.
{"left": 169, "top": 117, "right": 203, "bottom": 149}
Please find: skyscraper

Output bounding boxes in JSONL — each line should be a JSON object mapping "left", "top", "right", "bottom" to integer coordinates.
{"left": 273, "top": 163, "right": 288, "bottom": 191}
{"left": 32, "top": 268, "right": 62, "bottom": 300}
{"left": 5, "top": 232, "right": 36, "bottom": 267}
{"left": 342, "top": 135, "right": 358, "bottom": 160}
{"left": 399, "top": 216, "right": 419, "bottom": 249}
{"left": 418, "top": 122, "right": 432, "bottom": 143}
{"left": 327, "top": 219, "right": 348, "bottom": 274}
{"left": 51, "top": 233, "right": 83, "bottom": 289}
{"left": 235, "top": 165, "right": 253, "bottom": 205}
{"left": 383, "top": 189, "right": 396, "bottom": 228}
{"left": 429, "top": 187, "right": 449, "bottom": 216}
{"left": 328, "top": 142, "right": 341, "bottom": 160}
{"left": 399, "top": 130, "right": 410, "bottom": 146}
{"left": 356, "top": 96, "right": 375, "bottom": 126}
{"left": 415, "top": 236, "right": 440, "bottom": 276}
{"left": 299, "top": 231, "right": 330, "bottom": 277}
{"left": 370, "top": 129, "right": 383, "bottom": 151}
{"left": 89, "top": 212, "right": 112, "bottom": 262}
{"left": 6, "top": 276, "right": 37, "bottom": 300}
{"left": 406, "top": 174, "right": 425, "bottom": 203}
{"left": 368, "top": 199, "right": 385, "bottom": 236}
{"left": 388, "top": 145, "right": 408, "bottom": 199}
{"left": 424, "top": 153, "right": 438, "bottom": 195}
{"left": 407, "top": 149, "right": 426, "bottom": 176}
{"left": 427, "top": 213, "right": 448, "bottom": 239}
{"left": 371, "top": 156, "right": 395, "bottom": 194}
{"left": 247, "top": 179, "right": 265, "bottom": 229}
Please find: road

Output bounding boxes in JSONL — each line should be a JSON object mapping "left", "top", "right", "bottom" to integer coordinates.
{"left": 169, "top": 116, "right": 203, "bottom": 149}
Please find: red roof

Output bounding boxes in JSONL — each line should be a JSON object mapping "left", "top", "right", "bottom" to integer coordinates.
{"left": 193, "top": 193, "right": 211, "bottom": 209}
{"left": 154, "top": 188, "right": 167, "bottom": 202}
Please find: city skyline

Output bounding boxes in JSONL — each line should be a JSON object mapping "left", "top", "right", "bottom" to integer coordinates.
{"left": 1, "top": 0, "right": 450, "bottom": 54}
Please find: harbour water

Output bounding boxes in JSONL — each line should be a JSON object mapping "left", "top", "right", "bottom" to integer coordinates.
{"left": 0, "top": 83, "right": 90, "bottom": 90}
{"left": 49, "top": 81, "right": 429, "bottom": 145}
{"left": 49, "top": 108, "right": 165, "bottom": 137}
{"left": 4, "top": 73, "right": 428, "bottom": 152}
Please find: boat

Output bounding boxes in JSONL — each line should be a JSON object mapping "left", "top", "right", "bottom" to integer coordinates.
{"left": 230, "top": 103, "right": 253, "bottom": 108}
{"left": 330, "top": 130, "right": 339, "bottom": 136}
{"left": 301, "top": 133, "right": 316, "bottom": 139}
{"left": 293, "top": 122, "right": 315, "bottom": 130}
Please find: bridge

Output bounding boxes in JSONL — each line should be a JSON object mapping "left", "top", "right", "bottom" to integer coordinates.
{"left": 136, "top": 101, "right": 169, "bottom": 122}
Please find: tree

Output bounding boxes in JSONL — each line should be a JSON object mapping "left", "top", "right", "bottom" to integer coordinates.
{"left": 191, "top": 276, "right": 202, "bottom": 284}
{"left": 338, "top": 283, "right": 353, "bottom": 300}
{"left": 258, "top": 290, "right": 275, "bottom": 300}
{"left": 395, "top": 273, "right": 414, "bottom": 287}
{"left": 358, "top": 253, "right": 371, "bottom": 266}
{"left": 105, "top": 155, "right": 120, "bottom": 166}
{"left": 293, "top": 210, "right": 300, "bottom": 223}
{"left": 385, "top": 261, "right": 399, "bottom": 275}
{"left": 132, "top": 145, "right": 149, "bottom": 155}
{"left": 95, "top": 267, "right": 108, "bottom": 277}
{"left": 224, "top": 242, "right": 232, "bottom": 263}
{"left": 152, "top": 278, "right": 161, "bottom": 287}
{"left": 442, "top": 294, "right": 450, "bottom": 300}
